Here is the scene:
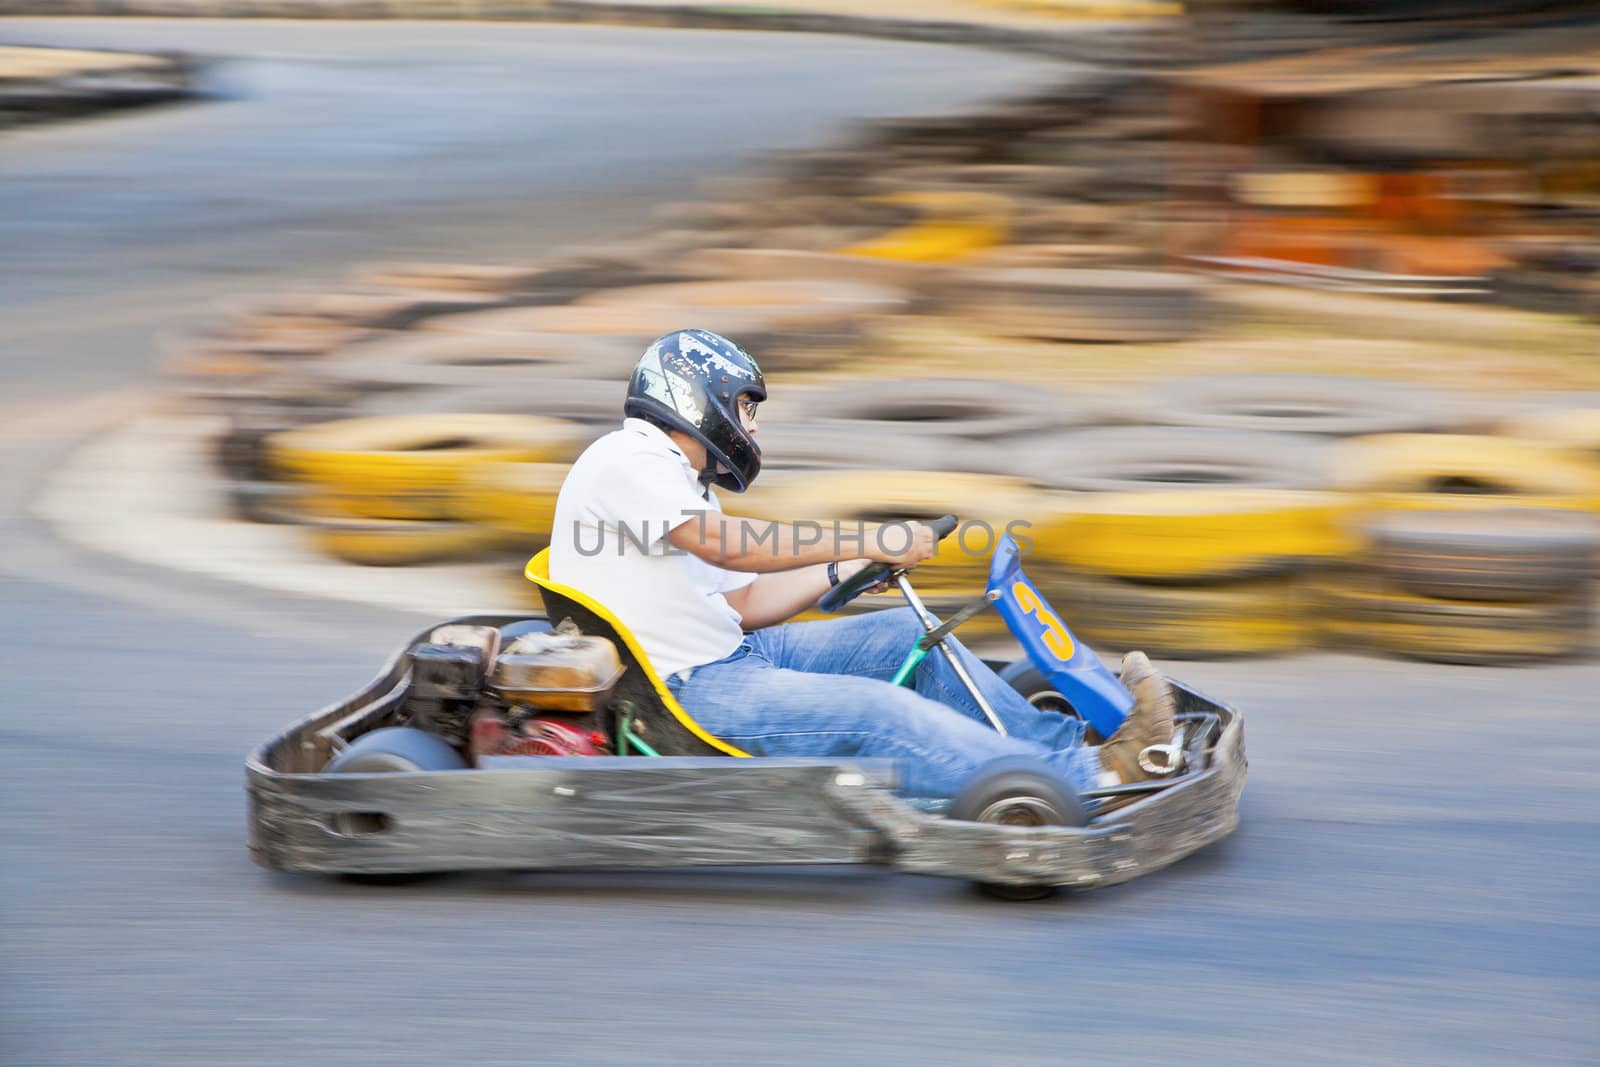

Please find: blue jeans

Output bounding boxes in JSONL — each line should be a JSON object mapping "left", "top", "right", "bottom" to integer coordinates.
{"left": 666, "top": 607, "right": 1102, "bottom": 801}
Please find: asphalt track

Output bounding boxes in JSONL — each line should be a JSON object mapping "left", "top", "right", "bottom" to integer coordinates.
{"left": 1, "top": 18, "right": 1597, "bottom": 1067}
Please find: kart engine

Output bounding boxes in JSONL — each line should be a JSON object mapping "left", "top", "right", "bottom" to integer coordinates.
{"left": 404, "top": 623, "right": 623, "bottom": 762}
{"left": 470, "top": 710, "right": 611, "bottom": 759}
{"left": 404, "top": 640, "right": 491, "bottom": 752}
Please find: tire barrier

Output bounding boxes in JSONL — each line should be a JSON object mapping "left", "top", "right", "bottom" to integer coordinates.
{"left": 351, "top": 381, "right": 626, "bottom": 430}
{"left": 1143, "top": 374, "right": 1462, "bottom": 437}
{"left": 787, "top": 595, "right": 1015, "bottom": 644}
{"left": 419, "top": 297, "right": 901, "bottom": 374}
{"left": 1314, "top": 573, "right": 1593, "bottom": 666}
{"left": 942, "top": 268, "right": 1206, "bottom": 342}
{"left": 455, "top": 461, "right": 569, "bottom": 539}
{"left": 1046, "top": 572, "right": 1308, "bottom": 659}
{"left": 678, "top": 248, "right": 947, "bottom": 292}
{"left": 226, "top": 480, "right": 305, "bottom": 526}
{"left": 218, "top": 288, "right": 504, "bottom": 333}
{"left": 571, "top": 278, "right": 909, "bottom": 362}
{"left": 302, "top": 516, "right": 511, "bottom": 568}
{"left": 748, "top": 422, "right": 959, "bottom": 472}
{"left": 837, "top": 191, "right": 1012, "bottom": 263}
{"left": 419, "top": 303, "right": 775, "bottom": 345}
{"left": 798, "top": 377, "right": 1072, "bottom": 441}
{"left": 161, "top": 338, "right": 285, "bottom": 387}
{"left": 308, "top": 332, "right": 638, "bottom": 391}
{"left": 864, "top": 317, "right": 1144, "bottom": 420}
{"left": 215, "top": 411, "right": 304, "bottom": 485}
{"left": 1360, "top": 509, "right": 1600, "bottom": 603}
{"left": 210, "top": 381, "right": 369, "bottom": 482}
{"left": 746, "top": 469, "right": 1037, "bottom": 598}
{"left": 1329, "top": 433, "right": 1600, "bottom": 512}
{"left": 360, "top": 256, "right": 687, "bottom": 307}
{"left": 1232, "top": 172, "right": 1378, "bottom": 210}
{"left": 1028, "top": 489, "right": 1358, "bottom": 582}
{"left": 1019, "top": 427, "right": 1333, "bottom": 494}
{"left": 965, "top": 242, "right": 1145, "bottom": 270}
{"left": 574, "top": 279, "right": 908, "bottom": 325}
{"left": 160, "top": 56, "right": 1600, "bottom": 667}
{"left": 268, "top": 414, "right": 586, "bottom": 522}
{"left": 348, "top": 262, "right": 549, "bottom": 294}
{"left": 170, "top": 357, "right": 329, "bottom": 413}
{"left": 165, "top": 323, "right": 376, "bottom": 370}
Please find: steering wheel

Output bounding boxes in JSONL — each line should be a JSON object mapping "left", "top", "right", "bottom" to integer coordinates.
{"left": 819, "top": 514, "right": 958, "bottom": 613}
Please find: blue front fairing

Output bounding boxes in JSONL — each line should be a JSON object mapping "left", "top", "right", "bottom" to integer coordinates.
{"left": 987, "top": 534, "right": 1132, "bottom": 738}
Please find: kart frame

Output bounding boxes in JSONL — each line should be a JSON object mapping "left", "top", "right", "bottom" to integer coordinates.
{"left": 246, "top": 613, "right": 1246, "bottom": 891}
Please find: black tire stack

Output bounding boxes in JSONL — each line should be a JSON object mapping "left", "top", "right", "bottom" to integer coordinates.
{"left": 1318, "top": 509, "right": 1600, "bottom": 665}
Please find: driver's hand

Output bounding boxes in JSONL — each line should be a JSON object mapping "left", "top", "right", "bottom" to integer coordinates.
{"left": 839, "top": 558, "right": 893, "bottom": 594}
{"left": 866, "top": 520, "right": 938, "bottom": 569}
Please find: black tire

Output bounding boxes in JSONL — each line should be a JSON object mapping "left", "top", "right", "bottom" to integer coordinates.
{"left": 1144, "top": 374, "right": 1459, "bottom": 437}
{"left": 950, "top": 756, "right": 1088, "bottom": 902}
{"left": 751, "top": 421, "right": 956, "bottom": 472}
{"left": 800, "top": 378, "right": 1072, "bottom": 442}
{"left": 353, "top": 380, "right": 625, "bottom": 430}
{"left": 311, "top": 331, "right": 635, "bottom": 390}
{"left": 1019, "top": 427, "right": 1333, "bottom": 493}
{"left": 1314, "top": 572, "right": 1593, "bottom": 666}
{"left": 946, "top": 268, "right": 1206, "bottom": 343}
{"left": 996, "top": 661, "right": 1102, "bottom": 744}
{"left": 1362, "top": 509, "right": 1600, "bottom": 602}
{"left": 226, "top": 480, "right": 302, "bottom": 525}
{"left": 324, "top": 727, "right": 467, "bottom": 885}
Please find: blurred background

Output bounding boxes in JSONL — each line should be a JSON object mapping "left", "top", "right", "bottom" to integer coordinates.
{"left": 2, "top": 2, "right": 1597, "bottom": 1065}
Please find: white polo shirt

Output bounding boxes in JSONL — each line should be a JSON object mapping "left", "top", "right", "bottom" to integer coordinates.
{"left": 548, "top": 417, "right": 756, "bottom": 679}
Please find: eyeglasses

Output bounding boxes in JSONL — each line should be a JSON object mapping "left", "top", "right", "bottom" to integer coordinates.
{"left": 738, "top": 396, "right": 760, "bottom": 421}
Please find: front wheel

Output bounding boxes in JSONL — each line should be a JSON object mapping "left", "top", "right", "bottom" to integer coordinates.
{"left": 950, "top": 756, "right": 1088, "bottom": 902}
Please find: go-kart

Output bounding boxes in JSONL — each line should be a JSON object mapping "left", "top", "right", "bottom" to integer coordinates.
{"left": 247, "top": 517, "right": 1246, "bottom": 900}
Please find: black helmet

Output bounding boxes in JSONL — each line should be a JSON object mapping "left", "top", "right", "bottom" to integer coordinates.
{"left": 624, "top": 329, "right": 767, "bottom": 492}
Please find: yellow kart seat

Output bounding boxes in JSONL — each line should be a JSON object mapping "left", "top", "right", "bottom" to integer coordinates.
{"left": 524, "top": 549, "right": 749, "bottom": 758}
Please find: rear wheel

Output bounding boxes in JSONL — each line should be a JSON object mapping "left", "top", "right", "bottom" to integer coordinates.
{"left": 950, "top": 756, "right": 1088, "bottom": 902}
{"left": 324, "top": 727, "right": 467, "bottom": 885}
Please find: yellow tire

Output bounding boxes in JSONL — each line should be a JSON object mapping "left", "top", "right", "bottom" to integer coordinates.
{"left": 455, "top": 461, "right": 569, "bottom": 537}
{"left": 839, "top": 191, "right": 1011, "bottom": 263}
{"left": 1313, "top": 574, "right": 1592, "bottom": 665}
{"left": 1029, "top": 489, "right": 1359, "bottom": 581}
{"left": 789, "top": 595, "right": 1012, "bottom": 644}
{"left": 716, "top": 470, "right": 814, "bottom": 523}
{"left": 1232, "top": 172, "right": 1378, "bottom": 210}
{"left": 270, "top": 413, "right": 585, "bottom": 522}
{"left": 1330, "top": 434, "right": 1600, "bottom": 512}
{"left": 749, "top": 470, "right": 1036, "bottom": 598}
{"left": 304, "top": 517, "right": 511, "bottom": 567}
{"left": 1043, "top": 571, "right": 1308, "bottom": 659}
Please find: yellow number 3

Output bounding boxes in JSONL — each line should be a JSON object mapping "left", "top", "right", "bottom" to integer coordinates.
{"left": 1012, "top": 581, "right": 1075, "bottom": 662}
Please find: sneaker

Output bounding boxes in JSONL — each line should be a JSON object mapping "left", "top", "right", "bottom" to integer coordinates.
{"left": 1097, "top": 650, "right": 1178, "bottom": 784}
